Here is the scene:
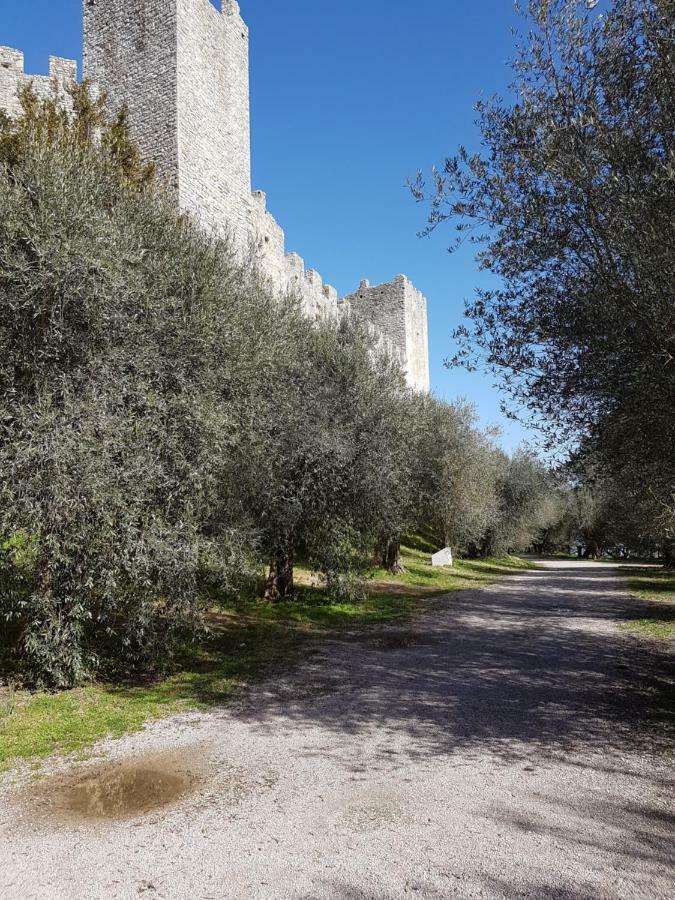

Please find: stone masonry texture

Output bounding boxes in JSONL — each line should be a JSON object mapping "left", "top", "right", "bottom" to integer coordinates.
{"left": 1, "top": 0, "right": 430, "bottom": 392}
{"left": 0, "top": 47, "right": 77, "bottom": 118}
{"left": 83, "top": 0, "right": 180, "bottom": 189}
{"left": 342, "top": 276, "right": 430, "bottom": 393}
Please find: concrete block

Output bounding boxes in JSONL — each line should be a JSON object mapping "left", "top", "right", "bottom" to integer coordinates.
{"left": 432, "top": 547, "right": 454, "bottom": 568}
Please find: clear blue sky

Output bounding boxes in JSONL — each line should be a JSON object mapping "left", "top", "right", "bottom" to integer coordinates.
{"left": 0, "top": 0, "right": 536, "bottom": 450}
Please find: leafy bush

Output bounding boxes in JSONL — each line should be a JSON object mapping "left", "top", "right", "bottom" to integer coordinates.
{"left": 0, "top": 84, "right": 417, "bottom": 683}
{"left": 0, "top": 87, "right": 301, "bottom": 684}
{"left": 0, "top": 84, "right": 562, "bottom": 687}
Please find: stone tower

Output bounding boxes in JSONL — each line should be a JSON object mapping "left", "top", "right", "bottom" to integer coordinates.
{"left": 342, "top": 277, "right": 430, "bottom": 393}
{"left": 84, "top": 0, "right": 252, "bottom": 239}
{"left": 1, "top": 0, "right": 431, "bottom": 391}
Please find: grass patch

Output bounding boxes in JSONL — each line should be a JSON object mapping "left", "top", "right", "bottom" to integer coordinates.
{"left": 620, "top": 567, "right": 675, "bottom": 639}
{"left": 0, "top": 545, "right": 535, "bottom": 772}
{"left": 0, "top": 618, "right": 301, "bottom": 773}
{"left": 244, "top": 548, "right": 534, "bottom": 631}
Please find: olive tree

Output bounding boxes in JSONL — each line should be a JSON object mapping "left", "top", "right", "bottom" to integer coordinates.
{"left": 412, "top": 396, "right": 501, "bottom": 554}
{"left": 0, "top": 86, "right": 294, "bottom": 684}
{"left": 245, "top": 316, "right": 412, "bottom": 598}
{"left": 481, "top": 452, "right": 559, "bottom": 556}
{"left": 413, "top": 0, "right": 675, "bottom": 561}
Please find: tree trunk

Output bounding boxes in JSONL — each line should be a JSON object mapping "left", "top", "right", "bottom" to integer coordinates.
{"left": 663, "top": 541, "right": 675, "bottom": 569}
{"left": 384, "top": 540, "right": 406, "bottom": 574}
{"left": 374, "top": 537, "right": 406, "bottom": 574}
{"left": 264, "top": 547, "right": 295, "bottom": 602}
{"left": 583, "top": 541, "right": 601, "bottom": 560}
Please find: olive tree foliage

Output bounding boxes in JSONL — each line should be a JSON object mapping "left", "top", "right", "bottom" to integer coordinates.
{"left": 243, "top": 317, "right": 412, "bottom": 601}
{"left": 412, "top": 0, "right": 675, "bottom": 557}
{"left": 0, "top": 86, "right": 309, "bottom": 685}
{"left": 561, "top": 453, "right": 672, "bottom": 557}
{"left": 572, "top": 482, "right": 625, "bottom": 557}
{"left": 518, "top": 461, "right": 670, "bottom": 558}
{"left": 0, "top": 81, "right": 155, "bottom": 189}
{"left": 370, "top": 395, "right": 502, "bottom": 575}
{"left": 0, "top": 85, "right": 422, "bottom": 684}
{"left": 480, "top": 452, "right": 560, "bottom": 556}
{"left": 404, "top": 396, "right": 560, "bottom": 559}
{"left": 0, "top": 85, "right": 564, "bottom": 687}
{"left": 412, "top": 397, "right": 501, "bottom": 554}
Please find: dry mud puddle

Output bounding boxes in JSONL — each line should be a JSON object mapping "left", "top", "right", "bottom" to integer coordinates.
{"left": 20, "top": 748, "right": 208, "bottom": 825}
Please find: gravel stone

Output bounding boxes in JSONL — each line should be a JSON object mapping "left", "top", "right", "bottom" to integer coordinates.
{"left": 1, "top": 560, "right": 673, "bottom": 899}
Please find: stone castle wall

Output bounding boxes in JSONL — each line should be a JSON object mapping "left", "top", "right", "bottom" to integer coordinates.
{"left": 342, "top": 276, "right": 430, "bottom": 393}
{"left": 174, "top": 0, "right": 344, "bottom": 326}
{"left": 0, "top": 47, "right": 77, "bottom": 118}
{"left": 83, "top": 0, "right": 180, "bottom": 189}
{"left": 0, "top": 0, "right": 431, "bottom": 391}
{"left": 83, "top": 0, "right": 344, "bottom": 328}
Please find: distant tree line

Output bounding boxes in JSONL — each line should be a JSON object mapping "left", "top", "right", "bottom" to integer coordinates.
{"left": 0, "top": 86, "right": 560, "bottom": 687}
{"left": 413, "top": 0, "right": 674, "bottom": 564}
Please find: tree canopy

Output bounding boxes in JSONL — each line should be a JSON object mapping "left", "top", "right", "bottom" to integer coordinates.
{"left": 0, "top": 84, "right": 561, "bottom": 687}
{"left": 414, "top": 0, "right": 675, "bottom": 559}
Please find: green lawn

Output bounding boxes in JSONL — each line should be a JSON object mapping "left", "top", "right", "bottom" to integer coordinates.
{"left": 0, "top": 546, "right": 535, "bottom": 772}
{"left": 0, "top": 617, "right": 301, "bottom": 772}
{"left": 620, "top": 568, "right": 675, "bottom": 639}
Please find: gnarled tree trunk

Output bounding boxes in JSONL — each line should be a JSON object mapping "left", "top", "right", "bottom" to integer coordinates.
{"left": 375, "top": 536, "right": 406, "bottom": 574}
{"left": 264, "top": 546, "right": 295, "bottom": 602}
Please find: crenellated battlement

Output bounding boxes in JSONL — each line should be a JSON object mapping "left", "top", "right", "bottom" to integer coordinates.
{"left": 49, "top": 56, "right": 78, "bottom": 82}
{"left": 0, "top": 47, "right": 24, "bottom": 73}
{"left": 0, "top": 1, "right": 430, "bottom": 392}
{"left": 0, "top": 47, "right": 77, "bottom": 119}
{"left": 0, "top": 47, "right": 77, "bottom": 81}
{"left": 201, "top": 0, "right": 246, "bottom": 27}
{"left": 221, "top": 0, "right": 242, "bottom": 17}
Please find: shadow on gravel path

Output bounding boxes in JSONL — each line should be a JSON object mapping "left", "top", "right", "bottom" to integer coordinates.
{"left": 231, "top": 562, "right": 675, "bottom": 764}
{"left": 3, "top": 562, "right": 673, "bottom": 900}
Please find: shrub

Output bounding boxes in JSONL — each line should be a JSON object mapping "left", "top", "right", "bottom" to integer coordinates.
{"left": 0, "top": 87, "right": 301, "bottom": 685}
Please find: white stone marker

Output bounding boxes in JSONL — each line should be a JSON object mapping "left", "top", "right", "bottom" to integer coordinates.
{"left": 432, "top": 547, "right": 454, "bottom": 567}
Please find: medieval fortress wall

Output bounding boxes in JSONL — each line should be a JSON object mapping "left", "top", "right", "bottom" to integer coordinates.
{"left": 0, "top": 0, "right": 430, "bottom": 392}
{"left": 342, "top": 277, "right": 430, "bottom": 397}
{"left": 0, "top": 47, "right": 78, "bottom": 115}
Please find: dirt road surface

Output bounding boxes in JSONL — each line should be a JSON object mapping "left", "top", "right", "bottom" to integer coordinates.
{"left": 1, "top": 560, "right": 673, "bottom": 899}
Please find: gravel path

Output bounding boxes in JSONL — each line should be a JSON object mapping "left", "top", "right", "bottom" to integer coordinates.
{"left": 1, "top": 560, "right": 674, "bottom": 900}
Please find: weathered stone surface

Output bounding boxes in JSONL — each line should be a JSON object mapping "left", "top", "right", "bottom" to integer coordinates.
{"left": 1, "top": 0, "right": 430, "bottom": 391}
{"left": 0, "top": 47, "right": 77, "bottom": 119}
{"left": 341, "top": 275, "right": 430, "bottom": 393}
{"left": 432, "top": 547, "right": 454, "bottom": 568}
{"left": 84, "top": 1, "right": 180, "bottom": 191}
